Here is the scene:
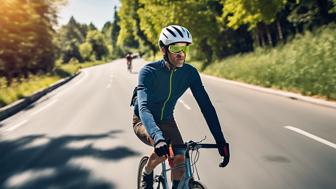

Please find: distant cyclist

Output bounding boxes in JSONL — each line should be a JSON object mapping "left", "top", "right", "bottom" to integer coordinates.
{"left": 126, "top": 52, "right": 133, "bottom": 72}
{"left": 131, "top": 25, "right": 230, "bottom": 189}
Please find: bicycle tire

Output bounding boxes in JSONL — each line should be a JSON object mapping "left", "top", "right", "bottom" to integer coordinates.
{"left": 188, "top": 180, "right": 207, "bottom": 189}
{"left": 137, "top": 156, "right": 149, "bottom": 189}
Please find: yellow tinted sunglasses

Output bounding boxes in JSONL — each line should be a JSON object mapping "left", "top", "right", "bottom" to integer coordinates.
{"left": 168, "top": 45, "right": 190, "bottom": 54}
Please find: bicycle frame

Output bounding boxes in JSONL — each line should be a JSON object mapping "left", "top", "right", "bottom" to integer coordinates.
{"left": 145, "top": 140, "right": 223, "bottom": 189}
{"left": 157, "top": 144, "right": 202, "bottom": 189}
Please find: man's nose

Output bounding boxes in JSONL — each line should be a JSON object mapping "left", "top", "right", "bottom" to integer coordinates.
{"left": 176, "top": 52, "right": 184, "bottom": 57}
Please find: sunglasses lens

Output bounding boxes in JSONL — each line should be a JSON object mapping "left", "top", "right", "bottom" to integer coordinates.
{"left": 169, "top": 45, "right": 189, "bottom": 54}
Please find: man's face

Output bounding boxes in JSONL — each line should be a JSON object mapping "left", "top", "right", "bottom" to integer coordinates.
{"left": 162, "top": 42, "right": 188, "bottom": 68}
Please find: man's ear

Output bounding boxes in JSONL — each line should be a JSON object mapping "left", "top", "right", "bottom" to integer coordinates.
{"left": 161, "top": 47, "right": 166, "bottom": 54}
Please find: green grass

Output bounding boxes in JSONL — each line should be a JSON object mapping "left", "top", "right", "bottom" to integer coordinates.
{"left": 0, "top": 75, "right": 60, "bottom": 107}
{"left": 0, "top": 60, "right": 107, "bottom": 108}
{"left": 191, "top": 24, "right": 336, "bottom": 101}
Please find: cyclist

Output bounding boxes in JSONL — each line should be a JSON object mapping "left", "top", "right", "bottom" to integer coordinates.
{"left": 132, "top": 25, "right": 230, "bottom": 189}
{"left": 126, "top": 52, "right": 133, "bottom": 72}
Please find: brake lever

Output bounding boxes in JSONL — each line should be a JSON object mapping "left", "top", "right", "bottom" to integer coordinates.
{"left": 219, "top": 157, "right": 227, "bottom": 168}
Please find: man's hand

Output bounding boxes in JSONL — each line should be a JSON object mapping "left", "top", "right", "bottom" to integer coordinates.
{"left": 154, "top": 140, "right": 169, "bottom": 157}
{"left": 218, "top": 142, "right": 230, "bottom": 167}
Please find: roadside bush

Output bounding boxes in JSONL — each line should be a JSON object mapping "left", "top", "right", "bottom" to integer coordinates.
{"left": 194, "top": 24, "right": 336, "bottom": 100}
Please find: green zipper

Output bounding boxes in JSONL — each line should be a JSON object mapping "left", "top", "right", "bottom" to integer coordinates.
{"left": 160, "top": 70, "right": 174, "bottom": 120}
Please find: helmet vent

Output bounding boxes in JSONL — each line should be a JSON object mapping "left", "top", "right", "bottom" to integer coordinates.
{"left": 172, "top": 26, "right": 184, "bottom": 38}
{"left": 166, "top": 28, "right": 177, "bottom": 37}
{"left": 159, "top": 25, "right": 192, "bottom": 46}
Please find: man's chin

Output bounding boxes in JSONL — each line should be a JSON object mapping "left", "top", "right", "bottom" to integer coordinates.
{"left": 175, "top": 62, "right": 184, "bottom": 67}
{"left": 175, "top": 63, "right": 183, "bottom": 68}
{"left": 174, "top": 60, "right": 185, "bottom": 67}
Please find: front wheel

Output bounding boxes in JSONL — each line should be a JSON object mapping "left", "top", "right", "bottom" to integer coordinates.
{"left": 189, "top": 180, "right": 207, "bottom": 189}
{"left": 137, "top": 156, "right": 149, "bottom": 189}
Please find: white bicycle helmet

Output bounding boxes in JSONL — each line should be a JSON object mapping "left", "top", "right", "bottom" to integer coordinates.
{"left": 159, "top": 25, "right": 192, "bottom": 47}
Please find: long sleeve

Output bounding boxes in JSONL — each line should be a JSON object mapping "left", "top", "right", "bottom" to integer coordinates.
{"left": 190, "top": 69, "right": 226, "bottom": 144}
{"left": 137, "top": 67, "right": 164, "bottom": 144}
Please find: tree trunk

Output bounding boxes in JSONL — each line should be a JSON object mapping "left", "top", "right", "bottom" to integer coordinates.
{"left": 265, "top": 25, "right": 273, "bottom": 47}
{"left": 317, "top": 0, "right": 332, "bottom": 24}
{"left": 23, "top": 68, "right": 29, "bottom": 79}
{"left": 258, "top": 24, "right": 266, "bottom": 48}
{"left": 254, "top": 28, "right": 260, "bottom": 48}
{"left": 277, "top": 20, "right": 284, "bottom": 41}
{"left": 6, "top": 73, "right": 13, "bottom": 86}
{"left": 200, "top": 39, "right": 213, "bottom": 70}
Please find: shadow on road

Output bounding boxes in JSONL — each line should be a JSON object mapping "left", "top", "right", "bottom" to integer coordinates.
{"left": 0, "top": 130, "right": 141, "bottom": 189}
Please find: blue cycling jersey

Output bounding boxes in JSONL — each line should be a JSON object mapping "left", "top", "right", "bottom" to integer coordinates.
{"left": 134, "top": 59, "right": 226, "bottom": 145}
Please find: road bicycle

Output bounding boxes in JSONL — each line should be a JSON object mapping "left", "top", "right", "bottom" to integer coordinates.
{"left": 137, "top": 138, "right": 226, "bottom": 189}
{"left": 127, "top": 61, "right": 132, "bottom": 72}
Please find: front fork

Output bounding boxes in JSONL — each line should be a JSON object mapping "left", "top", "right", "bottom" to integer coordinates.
{"left": 160, "top": 161, "right": 169, "bottom": 189}
{"left": 177, "top": 150, "right": 192, "bottom": 189}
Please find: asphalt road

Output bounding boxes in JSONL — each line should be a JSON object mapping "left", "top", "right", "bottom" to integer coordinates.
{"left": 0, "top": 58, "right": 335, "bottom": 189}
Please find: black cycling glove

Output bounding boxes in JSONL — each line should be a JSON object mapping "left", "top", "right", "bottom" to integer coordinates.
{"left": 218, "top": 142, "right": 230, "bottom": 167}
{"left": 154, "top": 140, "right": 169, "bottom": 157}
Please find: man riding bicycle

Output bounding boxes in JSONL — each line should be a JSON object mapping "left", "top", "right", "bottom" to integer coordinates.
{"left": 132, "top": 25, "right": 230, "bottom": 189}
{"left": 126, "top": 52, "right": 133, "bottom": 72}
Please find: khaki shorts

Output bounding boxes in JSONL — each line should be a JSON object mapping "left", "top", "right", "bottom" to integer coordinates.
{"left": 132, "top": 114, "right": 184, "bottom": 154}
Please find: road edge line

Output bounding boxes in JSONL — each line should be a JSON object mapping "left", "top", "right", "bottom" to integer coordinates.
{"left": 0, "top": 72, "right": 81, "bottom": 122}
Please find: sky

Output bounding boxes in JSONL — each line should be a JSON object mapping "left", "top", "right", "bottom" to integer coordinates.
{"left": 57, "top": 0, "right": 120, "bottom": 29}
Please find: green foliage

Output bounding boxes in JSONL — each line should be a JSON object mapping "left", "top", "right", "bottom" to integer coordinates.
{"left": 54, "top": 16, "right": 112, "bottom": 63}
{"left": 102, "top": 21, "right": 113, "bottom": 44}
{"left": 117, "top": 0, "right": 336, "bottom": 64}
{"left": 54, "top": 17, "right": 85, "bottom": 63}
{"left": 194, "top": 24, "right": 336, "bottom": 100}
{"left": 331, "top": 0, "right": 336, "bottom": 13}
{"left": 0, "top": 0, "right": 60, "bottom": 85}
{"left": 0, "top": 60, "right": 106, "bottom": 107}
{"left": 117, "top": 0, "right": 137, "bottom": 46}
{"left": 0, "top": 75, "right": 60, "bottom": 107}
{"left": 288, "top": 0, "right": 336, "bottom": 30}
{"left": 118, "top": 0, "right": 235, "bottom": 62}
{"left": 1, "top": 0, "right": 335, "bottom": 104}
{"left": 86, "top": 30, "right": 109, "bottom": 60}
{"left": 110, "top": 6, "right": 123, "bottom": 58}
{"left": 220, "top": 0, "right": 288, "bottom": 30}
{"left": 79, "top": 42, "right": 94, "bottom": 61}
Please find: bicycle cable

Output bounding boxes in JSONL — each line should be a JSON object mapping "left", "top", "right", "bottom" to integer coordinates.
{"left": 191, "top": 148, "right": 201, "bottom": 180}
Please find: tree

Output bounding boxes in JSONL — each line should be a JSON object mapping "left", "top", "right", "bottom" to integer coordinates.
{"left": 135, "top": 0, "right": 225, "bottom": 63}
{"left": 86, "top": 31, "right": 109, "bottom": 60}
{"left": 88, "top": 23, "right": 98, "bottom": 31}
{"left": 220, "top": 0, "right": 288, "bottom": 47}
{"left": 0, "top": 0, "right": 60, "bottom": 85}
{"left": 110, "top": 6, "right": 123, "bottom": 58}
{"left": 288, "top": 0, "right": 336, "bottom": 32}
{"left": 55, "top": 16, "right": 85, "bottom": 63}
{"left": 102, "top": 21, "right": 112, "bottom": 44}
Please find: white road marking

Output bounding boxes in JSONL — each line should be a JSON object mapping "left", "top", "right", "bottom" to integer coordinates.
{"left": 31, "top": 99, "right": 58, "bottom": 116}
{"left": 5, "top": 120, "right": 28, "bottom": 132}
{"left": 179, "top": 99, "right": 191, "bottom": 110}
{"left": 72, "top": 70, "right": 88, "bottom": 87}
{"left": 56, "top": 70, "right": 88, "bottom": 97}
{"left": 285, "top": 126, "right": 336, "bottom": 149}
